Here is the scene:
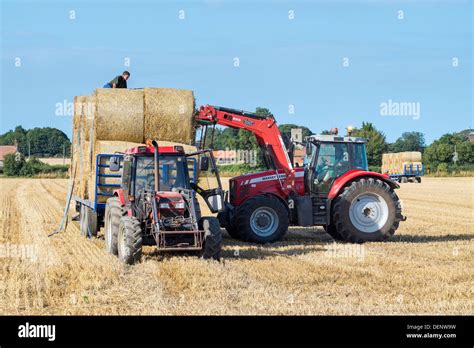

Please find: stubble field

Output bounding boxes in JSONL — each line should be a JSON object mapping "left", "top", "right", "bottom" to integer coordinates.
{"left": 0, "top": 177, "right": 472, "bottom": 315}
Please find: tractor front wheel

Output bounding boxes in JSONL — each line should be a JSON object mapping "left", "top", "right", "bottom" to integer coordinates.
{"left": 199, "top": 217, "right": 222, "bottom": 260}
{"left": 117, "top": 216, "right": 143, "bottom": 265}
{"left": 234, "top": 195, "right": 289, "bottom": 244}
{"left": 331, "top": 178, "right": 402, "bottom": 243}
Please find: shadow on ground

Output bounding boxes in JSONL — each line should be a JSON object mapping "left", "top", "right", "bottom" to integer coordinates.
{"left": 390, "top": 233, "right": 474, "bottom": 243}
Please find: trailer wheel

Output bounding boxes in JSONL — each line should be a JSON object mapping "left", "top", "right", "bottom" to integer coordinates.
{"left": 117, "top": 216, "right": 142, "bottom": 265}
{"left": 104, "top": 197, "right": 122, "bottom": 255}
{"left": 332, "top": 178, "right": 402, "bottom": 243}
{"left": 199, "top": 217, "right": 222, "bottom": 260}
{"left": 416, "top": 177, "right": 421, "bottom": 183}
{"left": 235, "top": 195, "right": 289, "bottom": 244}
{"left": 401, "top": 177, "right": 408, "bottom": 184}
{"left": 79, "top": 204, "right": 98, "bottom": 238}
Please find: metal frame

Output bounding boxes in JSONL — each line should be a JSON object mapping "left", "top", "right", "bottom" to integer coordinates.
{"left": 389, "top": 163, "right": 424, "bottom": 179}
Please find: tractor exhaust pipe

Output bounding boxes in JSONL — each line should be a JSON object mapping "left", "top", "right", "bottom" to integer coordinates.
{"left": 151, "top": 140, "right": 160, "bottom": 192}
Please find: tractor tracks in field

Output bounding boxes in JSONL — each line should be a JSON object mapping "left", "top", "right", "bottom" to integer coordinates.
{"left": 0, "top": 179, "right": 50, "bottom": 313}
{"left": 36, "top": 179, "right": 113, "bottom": 267}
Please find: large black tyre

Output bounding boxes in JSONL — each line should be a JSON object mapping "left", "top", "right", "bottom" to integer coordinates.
{"left": 104, "top": 197, "right": 122, "bottom": 255}
{"left": 332, "top": 178, "right": 402, "bottom": 243}
{"left": 234, "top": 195, "right": 289, "bottom": 244}
{"left": 416, "top": 177, "right": 422, "bottom": 183}
{"left": 79, "top": 204, "right": 98, "bottom": 238}
{"left": 400, "top": 177, "right": 408, "bottom": 184}
{"left": 217, "top": 211, "right": 241, "bottom": 240}
{"left": 199, "top": 217, "right": 222, "bottom": 260}
{"left": 117, "top": 216, "right": 143, "bottom": 265}
{"left": 325, "top": 224, "right": 344, "bottom": 241}
{"left": 224, "top": 225, "right": 241, "bottom": 240}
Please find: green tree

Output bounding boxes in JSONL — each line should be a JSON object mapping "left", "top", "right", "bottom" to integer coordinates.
{"left": 255, "top": 107, "right": 271, "bottom": 116}
{"left": 423, "top": 129, "right": 473, "bottom": 168}
{"left": 351, "top": 122, "right": 388, "bottom": 166}
{"left": 0, "top": 126, "right": 71, "bottom": 157}
{"left": 390, "top": 132, "right": 425, "bottom": 152}
{"left": 3, "top": 153, "right": 25, "bottom": 176}
{"left": 27, "top": 127, "right": 71, "bottom": 157}
{"left": 0, "top": 126, "right": 28, "bottom": 153}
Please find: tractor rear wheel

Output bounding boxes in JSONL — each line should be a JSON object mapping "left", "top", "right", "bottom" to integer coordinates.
{"left": 217, "top": 210, "right": 241, "bottom": 240}
{"left": 199, "top": 217, "right": 222, "bottom": 260}
{"left": 234, "top": 195, "right": 289, "bottom": 244}
{"left": 117, "top": 216, "right": 143, "bottom": 265}
{"left": 331, "top": 178, "right": 402, "bottom": 243}
{"left": 104, "top": 197, "right": 122, "bottom": 255}
{"left": 225, "top": 225, "right": 241, "bottom": 240}
{"left": 79, "top": 204, "right": 98, "bottom": 238}
{"left": 325, "top": 224, "right": 344, "bottom": 241}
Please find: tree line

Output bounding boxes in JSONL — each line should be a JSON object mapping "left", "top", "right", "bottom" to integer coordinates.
{"left": 0, "top": 126, "right": 71, "bottom": 157}
{"left": 2, "top": 112, "right": 472, "bottom": 174}
{"left": 202, "top": 107, "right": 473, "bottom": 173}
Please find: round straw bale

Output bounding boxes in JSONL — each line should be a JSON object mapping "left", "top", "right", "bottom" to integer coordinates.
{"left": 93, "top": 89, "right": 144, "bottom": 143}
{"left": 144, "top": 88, "right": 195, "bottom": 145}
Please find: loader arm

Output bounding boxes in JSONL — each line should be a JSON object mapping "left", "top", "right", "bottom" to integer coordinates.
{"left": 196, "top": 105, "right": 294, "bottom": 172}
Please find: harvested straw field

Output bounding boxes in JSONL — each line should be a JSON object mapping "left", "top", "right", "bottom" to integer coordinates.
{"left": 0, "top": 177, "right": 472, "bottom": 315}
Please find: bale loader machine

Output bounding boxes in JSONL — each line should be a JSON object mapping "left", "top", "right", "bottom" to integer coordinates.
{"left": 195, "top": 105, "right": 405, "bottom": 244}
{"left": 75, "top": 140, "right": 224, "bottom": 264}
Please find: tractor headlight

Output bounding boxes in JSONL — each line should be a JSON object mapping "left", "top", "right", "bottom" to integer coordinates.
{"left": 175, "top": 202, "right": 185, "bottom": 209}
{"left": 159, "top": 203, "right": 170, "bottom": 209}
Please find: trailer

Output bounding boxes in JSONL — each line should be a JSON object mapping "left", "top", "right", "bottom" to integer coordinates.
{"left": 389, "top": 163, "right": 424, "bottom": 184}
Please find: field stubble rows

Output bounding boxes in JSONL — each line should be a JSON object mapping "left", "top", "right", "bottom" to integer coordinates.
{"left": 0, "top": 177, "right": 472, "bottom": 315}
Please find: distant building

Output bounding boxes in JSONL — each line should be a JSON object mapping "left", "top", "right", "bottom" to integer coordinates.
{"left": 469, "top": 132, "right": 474, "bottom": 142}
{"left": 293, "top": 148, "right": 306, "bottom": 167}
{"left": 0, "top": 145, "right": 18, "bottom": 171}
{"left": 291, "top": 128, "right": 303, "bottom": 148}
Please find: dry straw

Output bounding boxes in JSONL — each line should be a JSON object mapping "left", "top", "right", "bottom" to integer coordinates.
{"left": 144, "top": 88, "right": 195, "bottom": 145}
{"left": 382, "top": 152, "right": 422, "bottom": 174}
{"left": 72, "top": 88, "right": 196, "bottom": 200}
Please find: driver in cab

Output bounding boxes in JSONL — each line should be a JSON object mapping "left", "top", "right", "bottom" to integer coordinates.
{"left": 316, "top": 145, "right": 349, "bottom": 187}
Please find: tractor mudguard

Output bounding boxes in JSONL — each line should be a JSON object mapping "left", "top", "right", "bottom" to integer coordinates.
{"left": 328, "top": 170, "right": 399, "bottom": 200}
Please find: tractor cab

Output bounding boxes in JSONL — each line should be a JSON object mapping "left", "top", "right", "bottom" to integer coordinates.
{"left": 304, "top": 135, "right": 368, "bottom": 195}
{"left": 111, "top": 144, "right": 224, "bottom": 215}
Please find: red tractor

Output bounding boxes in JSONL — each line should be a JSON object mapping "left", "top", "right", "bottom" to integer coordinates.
{"left": 104, "top": 140, "right": 224, "bottom": 264}
{"left": 196, "top": 105, "right": 404, "bottom": 244}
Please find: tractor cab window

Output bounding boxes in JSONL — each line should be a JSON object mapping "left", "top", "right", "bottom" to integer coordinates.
{"left": 353, "top": 143, "right": 369, "bottom": 171}
{"left": 134, "top": 155, "right": 188, "bottom": 193}
{"left": 313, "top": 143, "right": 349, "bottom": 194}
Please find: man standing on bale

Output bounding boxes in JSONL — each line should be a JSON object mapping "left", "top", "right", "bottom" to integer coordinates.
{"left": 103, "top": 71, "right": 130, "bottom": 88}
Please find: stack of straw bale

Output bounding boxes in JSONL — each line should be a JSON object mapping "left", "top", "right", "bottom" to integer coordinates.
{"left": 71, "top": 88, "right": 196, "bottom": 201}
{"left": 381, "top": 152, "right": 422, "bottom": 175}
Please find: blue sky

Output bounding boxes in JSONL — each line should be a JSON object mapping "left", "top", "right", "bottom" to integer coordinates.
{"left": 1, "top": 0, "right": 472, "bottom": 143}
